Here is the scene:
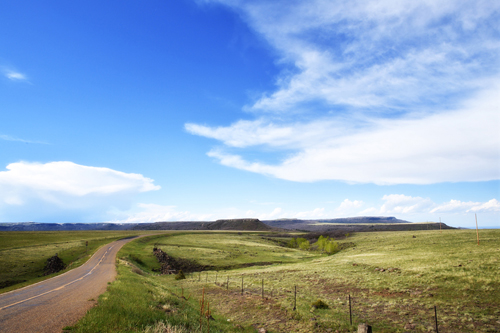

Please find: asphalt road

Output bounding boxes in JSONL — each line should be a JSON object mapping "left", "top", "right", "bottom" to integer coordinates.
{"left": 0, "top": 237, "right": 139, "bottom": 333}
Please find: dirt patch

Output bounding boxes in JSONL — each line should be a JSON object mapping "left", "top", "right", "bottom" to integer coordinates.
{"left": 205, "top": 288, "right": 314, "bottom": 333}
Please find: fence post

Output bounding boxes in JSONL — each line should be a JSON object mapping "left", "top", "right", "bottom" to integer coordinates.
{"left": 349, "top": 294, "right": 352, "bottom": 325}
{"left": 434, "top": 305, "right": 439, "bottom": 333}
{"left": 241, "top": 276, "right": 244, "bottom": 295}
{"left": 215, "top": 272, "right": 218, "bottom": 284}
{"left": 262, "top": 279, "right": 264, "bottom": 298}
{"left": 293, "top": 286, "right": 297, "bottom": 311}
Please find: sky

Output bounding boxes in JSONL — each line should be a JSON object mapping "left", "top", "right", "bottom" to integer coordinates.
{"left": 1, "top": 0, "right": 499, "bottom": 228}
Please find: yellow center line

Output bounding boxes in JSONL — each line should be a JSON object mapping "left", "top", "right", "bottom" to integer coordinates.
{"left": 0, "top": 246, "right": 114, "bottom": 311}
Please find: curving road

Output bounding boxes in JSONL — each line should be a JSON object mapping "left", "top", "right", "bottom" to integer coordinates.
{"left": 0, "top": 237, "right": 139, "bottom": 333}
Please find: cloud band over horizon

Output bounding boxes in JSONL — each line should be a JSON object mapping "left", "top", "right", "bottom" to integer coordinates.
{"left": 0, "top": 161, "right": 160, "bottom": 222}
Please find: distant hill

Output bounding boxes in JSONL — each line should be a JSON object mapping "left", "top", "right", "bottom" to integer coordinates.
{"left": 0, "top": 222, "right": 136, "bottom": 231}
{"left": 207, "top": 219, "right": 273, "bottom": 231}
{"left": 0, "top": 217, "right": 454, "bottom": 232}
{"left": 129, "top": 221, "right": 207, "bottom": 230}
{"left": 131, "top": 218, "right": 273, "bottom": 231}
{"left": 263, "top": 216, "right": 454, "bottom": 232}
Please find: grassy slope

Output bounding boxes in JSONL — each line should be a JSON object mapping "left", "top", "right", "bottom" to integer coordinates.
{"left": 58, "top": 230, "right": 500, "bottom": 332}
{"left": 0, "top": 230, "right": 160, "bottom": 293}
{"left": 145, "top": 232, "right": 320, "bottom": 268}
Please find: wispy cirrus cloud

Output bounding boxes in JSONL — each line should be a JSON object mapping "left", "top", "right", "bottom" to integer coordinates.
{"left": 5, "top": 71, "right": 26, "bottom": 81}
{"left": 2, "top": 67, "right": 29, "bottom": 82}
{"left": 209, "top": 0, "right": 500, "bottom": 113}
{"left": 189, "top": 0, "right": 500, "bottom": 185}
{"left": 1, "top": 134, "right": 48, "bottom": 145}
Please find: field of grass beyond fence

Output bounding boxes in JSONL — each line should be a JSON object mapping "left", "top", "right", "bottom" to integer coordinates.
{"left": 63, "top": 229, "right": 500, "bottom": 333}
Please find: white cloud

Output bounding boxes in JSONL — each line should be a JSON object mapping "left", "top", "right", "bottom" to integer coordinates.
{"left": 189, "top": 0, "right": 500, "bottom": 185}
{"left": 0, "top": 161, "right": 160, "bottom": 222}
{"left": 6, "top": 71, "right": 26, "bottom": 81}
{"left": 431, "top": 199, "right": 500, "bottom": 214}
{"left": 206, "top": 0, "right": 500, "bottom": 112}
{"left": 2, "top": 67, "right": 28, "bottom": 82}
{"left": 186, "top": 118, "right": 351, "bottom": 149}
{"left": 110, "top": 203, "right": 213, "bottom": 223}
{"left": 351, "top": 195, "right": 499, "bottom": 227}
{"left": 379, "top": 194, "right": 434, "bottom": 214}
{"left": 113, "top": 205, "right": 288, "bottom": 223}
{"left": 197, "top": 88, "right": 499, "bottom": 184}
{"left": 245, "top": 207, "right": 283, "bottom": 220}
{"left": 110, "top": 196, "right": 498, "bottom": 227}
{"left": 470, "top": 199, "right": 500, "bottom": 213}
{"left": 336, "top": 199, "right": 364, "bottom": 216}
{"left": 293, "top": 207, "right": 326, "bottom": 219}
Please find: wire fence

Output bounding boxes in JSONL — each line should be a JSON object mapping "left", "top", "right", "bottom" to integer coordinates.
{"left": 174, "top": 271, "right": 458, "bottom": 333}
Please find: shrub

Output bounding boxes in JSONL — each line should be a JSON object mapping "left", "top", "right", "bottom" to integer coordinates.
{"left": 287, "top": 238, "right": 298, "bottom": 248}
{"left": 175, "top": 270, "right": 186, "bottom": 280}
{"left": 313, "top": 235, "right": 339, "bottom": 255}
{"left": 324, "top": 240, "right": 339, "bottom": 255}
{"left": 314, "top": 235, "right": 329, "bottom": 251}
{"left": 311, "top": 299, "right": 329, "bottom": 309}
{"left": 298, "top": 239, "right": 310, "bottom": 250}
{"left": 288, "top": 237, "right": 312, "bottom": 250}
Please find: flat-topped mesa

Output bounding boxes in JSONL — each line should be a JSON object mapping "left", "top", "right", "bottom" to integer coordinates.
{"left": 207, "top": 218, "right": 273, "bottom": 231}
{"left": 214, "top": 218, "right": 260, "bottom": 223}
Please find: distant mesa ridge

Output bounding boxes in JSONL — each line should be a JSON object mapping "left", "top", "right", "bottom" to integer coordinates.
{"left": 131, "top": 218, "right": 273, "bottom": 231}
{"left": 0, "top": 216, "right": 454, "bottom": 232}
{"left": 0, "top": 222, "right": 132, "bottom": 232}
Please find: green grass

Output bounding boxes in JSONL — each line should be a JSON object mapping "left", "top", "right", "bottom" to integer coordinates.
{"left": 15, "top": 229, "right": 500, "bottom": 332}
{"left": 0, "top": 230, "right": 160, "bottom": 293}
{"left": 134, "top": 232, "right": 322, "bottom": 270}
{"left": 64, "top": 261, "right": 257, "bottom": 333}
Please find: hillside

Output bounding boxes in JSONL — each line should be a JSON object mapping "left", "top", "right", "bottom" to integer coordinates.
{"left": 129, "top": 221, "right": 207, "bottom": 231}
{"left": 0, "top": 217, "right": 455, "bottom": 232}
{"left": 263, "top": 216, "right": 455, "bottom": 232}
{"left": 132, "top": 218, "right": 273, "bottom": 231}
{"left": 206, "top": 219, "right": 273, "bottom": 231}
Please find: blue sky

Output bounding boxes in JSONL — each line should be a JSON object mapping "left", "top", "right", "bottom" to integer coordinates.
{"left": 1, "top": 0, "right": 499, "bottom": 228}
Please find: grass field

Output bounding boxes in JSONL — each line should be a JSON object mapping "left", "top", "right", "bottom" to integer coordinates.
{"left": 128, "top": 232, "right": 321, "bottom": 270}
{"left": 0, "top": 230, "right": 161, "bottom": 293}
{"left": 61, "top": 229, "right": 500, "bottom": 333}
